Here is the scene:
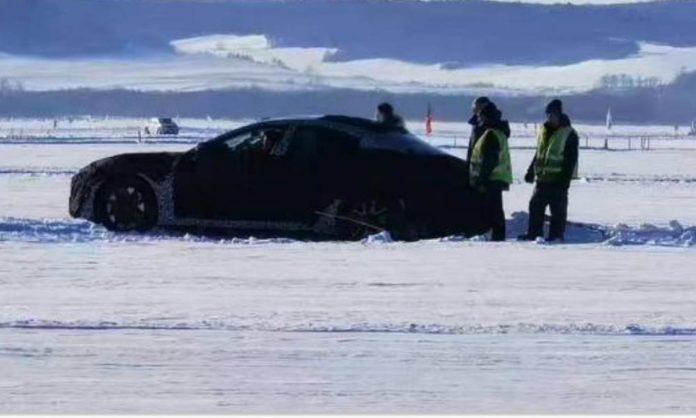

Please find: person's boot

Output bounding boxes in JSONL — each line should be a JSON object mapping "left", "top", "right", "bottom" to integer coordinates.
{"left": 517, "top": 234, "right": 536, "bottom": 241}
{"left": 491, "top": 227, "right": 506, "bottom": 242}
{"left": 491, "top": 234, "right": 506, "bottom": 242}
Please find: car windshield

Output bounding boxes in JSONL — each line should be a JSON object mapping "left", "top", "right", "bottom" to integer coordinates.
{"left": 202, "top": 127, "right": 291, "bottom": 156}
{"left": 361, "top": 132, "right": 446, "bottom": 156}
{"left": 224, "top": 131, "right": 262, "bottom": 152}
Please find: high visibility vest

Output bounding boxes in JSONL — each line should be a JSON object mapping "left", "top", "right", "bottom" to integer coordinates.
{"left": 535, "top": 125, "right": 579, "bottom": 183}
{"left": 469, "top": 128, "right": 513, "bottom": 188}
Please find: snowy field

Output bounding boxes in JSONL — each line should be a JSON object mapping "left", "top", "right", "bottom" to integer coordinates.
{"left": 1, "top": 118, "right": 696, "bottom": 413}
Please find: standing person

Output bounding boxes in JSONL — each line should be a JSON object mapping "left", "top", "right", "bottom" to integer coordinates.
{"left": 466, "top": 97, "right": 510, "bottom": 164}
{"left": 376, "top": 102, "right": 407, "bottom": 131}
{"left": 466, "top": 96, "right": 490, "bottom": 163}
{"left": 518, "top": 99, "right": 579, "bottom": 242}
{"left": 469, "top": 102, "right": 513, "bottom": 241}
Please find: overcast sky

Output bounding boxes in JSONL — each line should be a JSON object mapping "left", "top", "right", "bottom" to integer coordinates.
{"left": 487, "top": 0, "right": 657, "bottom": 4}
{"left": 419, "top": 0, "right": 660, "bottom": 4}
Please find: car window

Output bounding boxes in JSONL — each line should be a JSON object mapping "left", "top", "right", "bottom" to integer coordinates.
{"left": 266, "top": 127, "right": 294, "bottom": 158}
{"left": 289, "top": 126, "right": 358, "bottom": 159}
{"left": 223, "top": 132, "right": 250, "bottom": 150}
{"left": 223, "top": 131, "right": 260, "bottom": 152}
{"left": 319, "top": 129, "right": 359, "bottom": 157}
{"left": 284, "top": 126, "right": 358, "bottom": 166}
{"left": 286, "top": 127, "right": 318, "bottom": 161}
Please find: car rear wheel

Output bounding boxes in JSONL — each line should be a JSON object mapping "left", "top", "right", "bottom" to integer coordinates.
{"left": 96, "top": 177, "right": 158, "bottom": 232}
{"left": 337, "top": 198, "right": 407, "bottom": 241}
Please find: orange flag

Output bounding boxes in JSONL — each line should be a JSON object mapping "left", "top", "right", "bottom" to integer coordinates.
{"left": 426, "top": 103, "right": 433, "bottom": 136}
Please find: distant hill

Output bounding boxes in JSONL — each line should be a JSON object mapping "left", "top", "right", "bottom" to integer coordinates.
{"left": 1, "top": 70, "right": 695, "bottom": 124}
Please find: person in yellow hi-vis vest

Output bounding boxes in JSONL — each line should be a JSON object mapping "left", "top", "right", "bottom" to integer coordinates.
{"left": 518, "top": 99, "right": 579, "bottom": 242}
{"left": 469, "top": 102, "right": 513, "bottom": 241}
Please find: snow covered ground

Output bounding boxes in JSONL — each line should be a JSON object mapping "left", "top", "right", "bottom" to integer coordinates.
{"left": 1, "top": 118, "right": 695, "bottom": 413}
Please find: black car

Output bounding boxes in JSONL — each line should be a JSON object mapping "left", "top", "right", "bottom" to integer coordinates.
{"left": 69, "top": 115, "right": 488, "bottom": 240}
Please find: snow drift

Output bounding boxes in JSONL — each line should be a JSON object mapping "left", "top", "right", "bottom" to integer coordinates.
{"left": 1, "top": 214, "right": 694, "bottom": 247}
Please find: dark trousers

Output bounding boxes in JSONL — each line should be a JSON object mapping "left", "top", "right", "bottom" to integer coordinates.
{"left": 527, "top": 184, "right": 568, "bottom": 240}
{"left": 484, "top": 188, "right": 506, "bottom": 241}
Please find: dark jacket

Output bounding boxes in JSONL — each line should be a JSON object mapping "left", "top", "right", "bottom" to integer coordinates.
{"left": 379, "top": 114, "right": 407, "bottom": 132}
{"left": 467, "top": 113, "right": 510, "bottom": 156}
{"left": 473, "top": 117, "right": 511, "bottom": 191}
{"left": 466, "top": 115, "right": 485, "bottom": 163}
{"left": 526, "top": 113, "right": 579, "bottom": 188}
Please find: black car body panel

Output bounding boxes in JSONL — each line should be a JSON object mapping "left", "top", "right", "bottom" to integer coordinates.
{"left": 69, "top": 152, "right": 180, "bottom": 217}
{"left": 70, "top": 115, "right": 488, "bottom": 239}
{"left": 93, "top": 152, "right": 181, "bottom": 182}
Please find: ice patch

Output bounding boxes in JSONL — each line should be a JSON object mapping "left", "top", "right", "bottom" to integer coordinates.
{"left": 296, "top": 322, "right": 696, "bottom": 336}
{"left": 625, "top": 324, "right": 696, "bottom": 336}
{"left": 362, "top": 231, "right": 394, "bottom": 244}
{"left": 0, "top": 217, "right": 108, "bottom": 243}
{"left": 3, "top": 318, "right": 696, "bottom": 336}
{"left": 584, "top": 175, "right": 696, "bottom": 184}
{"left": 439, "top": 212, "right": 695, "bottom": 247}
{"left": 0, "top": 167, "right": 77, "bottom": 177}
{"left": 0, "top": 217, "right": 297, "bottom": 245}
{"left": 455, "top": 211, "right": 608, "bottom": 244}
{"left": 1, "top": 215, "right": 693, "bottom": 247}
{"left": 367, "top": 282, "right": 430, "bottom": 288}
{"left": 603, "top": 221, "right": 696, "bottom": 247}
{"left": 468, "top": 234, "right": 489, "bottom": 242}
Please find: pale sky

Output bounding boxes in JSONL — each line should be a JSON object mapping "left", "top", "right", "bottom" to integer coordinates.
{"left": 428, "top": 0, "right": 660, "bottom": 4}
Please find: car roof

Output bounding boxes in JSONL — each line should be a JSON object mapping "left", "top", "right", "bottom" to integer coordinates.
{"left": 319, "top": 115, "right": 399, "bottom": 133}
{"left": 206, "top": 114, "right": 450, "bottom": 158}
{"left": 257, "top": 114, "right": 405, "bottom": 134}
{"left": 251, "top": 115, "right": 449, "bottom": 157}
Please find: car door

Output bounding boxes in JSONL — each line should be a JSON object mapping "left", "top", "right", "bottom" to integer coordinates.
{"left": 310, "top": 125, "right": 361, "bottom": 204}
{"left": 251, "top": 125, "right": 320, "bottom": 221}
{"left": 241, "top": 123, "right": 358, "bottom": 222}
{"left": 173, "top": 127, "right": 270, "bottom": 220}
{"left": 173, "top": 123, "right": 354, "bottom": 223}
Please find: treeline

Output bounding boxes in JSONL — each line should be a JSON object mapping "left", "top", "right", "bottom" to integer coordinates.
{"left": 1, "top": 71, "right": 695, "bottom": 124}
{"left": 598, "top": 74, "right": 662, "bottom": 90}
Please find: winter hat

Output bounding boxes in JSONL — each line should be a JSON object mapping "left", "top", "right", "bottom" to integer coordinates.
{"left": 472, "top": 96, "right": 490, "bottom": 108}
{"left": 479, "top": 102, "right": 500, "bottom": 121}
{"left": 545, "top": 99, "right": 563, "bottom": 115}
{"left": 378, "top": 102, "right": 394, "bottom": 115}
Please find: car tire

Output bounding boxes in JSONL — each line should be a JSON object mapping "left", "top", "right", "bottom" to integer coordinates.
{"left": 95, "top": 176, "right": 158, "bottom": 232}
{"left": 337, "top": 198, "right": 408, "bottom": 241}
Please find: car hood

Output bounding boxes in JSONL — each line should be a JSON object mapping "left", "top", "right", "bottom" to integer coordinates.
{"left": 86, "top": 152, "right": 183, "bottom": 182}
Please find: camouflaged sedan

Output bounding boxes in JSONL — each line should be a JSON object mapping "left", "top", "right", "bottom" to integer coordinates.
{"left": 69, "top": 115, "right": 488, "bottom": 240}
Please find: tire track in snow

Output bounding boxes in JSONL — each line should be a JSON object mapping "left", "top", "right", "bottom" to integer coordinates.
{"left": 2, "top": 319, "right": 695, "bottom": 336}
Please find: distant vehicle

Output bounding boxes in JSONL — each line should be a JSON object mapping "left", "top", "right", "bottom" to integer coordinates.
{"left": 156, "top": 118, "right": 179, "bottom": 135}
{"left": 69, "top": 115, "right": 488, "bottom": 240}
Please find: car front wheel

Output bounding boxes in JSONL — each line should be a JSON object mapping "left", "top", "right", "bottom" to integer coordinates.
{"left": 96, "top": 177, "right": 158, "bottom": 232}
